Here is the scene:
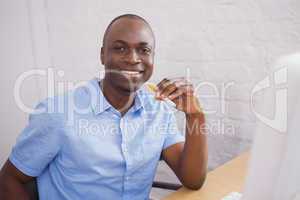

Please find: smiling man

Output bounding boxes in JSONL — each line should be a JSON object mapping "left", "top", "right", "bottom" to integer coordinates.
{"left": 0, "top": 14, "right": 207, "bottom": 200}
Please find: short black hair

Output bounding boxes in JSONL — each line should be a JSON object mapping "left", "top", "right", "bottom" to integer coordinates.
{"left": 102, "top": 14, "right": 154, "bottom": 46}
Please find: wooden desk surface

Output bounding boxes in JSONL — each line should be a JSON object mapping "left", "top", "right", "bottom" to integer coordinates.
{"left": 162, "top": 152, "right": 250, "bottom": 200}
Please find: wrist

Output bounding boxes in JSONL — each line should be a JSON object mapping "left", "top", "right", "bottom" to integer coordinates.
{"left": 185, "top": 112, "right": 205, "bottom": 121}
{"left": 185, "top": 111, "right": 204, "bottom": 117}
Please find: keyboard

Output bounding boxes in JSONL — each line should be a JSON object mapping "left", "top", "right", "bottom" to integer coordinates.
{"left": 221, "top": 192, "right": 242, "bottom": 200}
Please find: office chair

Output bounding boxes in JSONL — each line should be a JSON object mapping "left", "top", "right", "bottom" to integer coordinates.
{"left": 152, "top": 180, "right": 181, "bottom": 190}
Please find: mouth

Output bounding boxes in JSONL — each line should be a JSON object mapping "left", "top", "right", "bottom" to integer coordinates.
{"left": 119, "top": 70, "right": 143, "bottom": 77}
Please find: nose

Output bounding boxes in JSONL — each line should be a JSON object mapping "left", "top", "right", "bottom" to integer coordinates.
{"left": 124, "top": 50, "right": 141, "bottom": 65}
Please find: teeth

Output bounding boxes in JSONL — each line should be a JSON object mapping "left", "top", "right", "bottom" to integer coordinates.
{"left": 121, "top": 70, "right": 140, "bottom": 75}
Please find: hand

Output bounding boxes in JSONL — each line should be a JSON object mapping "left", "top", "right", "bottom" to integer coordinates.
{"left": 156, "top": 77, "right": 203, "bottom": 114}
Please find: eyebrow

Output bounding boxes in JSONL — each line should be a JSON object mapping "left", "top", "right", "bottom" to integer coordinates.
{"left": 112, "top": 40, "right": 152, "bottom": 47}
{"left": 112, "top": 40, "right": 127, "bottom": 44}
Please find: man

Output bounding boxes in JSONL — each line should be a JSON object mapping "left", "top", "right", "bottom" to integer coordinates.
{"left": 0, "top": 14, "right": 207, "bottom": 200}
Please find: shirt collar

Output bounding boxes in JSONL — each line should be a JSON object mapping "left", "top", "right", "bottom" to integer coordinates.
{"left": 89, "top": 78, "right": 111, "bottom": 115}
{"left": 88, "top": 78, "right": 150, "bottom": 115}
{"left": 132, "top": 88, "right": 144, "bottom": 112}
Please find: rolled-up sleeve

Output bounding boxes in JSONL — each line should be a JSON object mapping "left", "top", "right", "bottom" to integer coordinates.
{"left": 162, "top": 112, "right": 185, "bottom": 150}
{"left": 9, "top": 99, "right": 63, "bottom": 177}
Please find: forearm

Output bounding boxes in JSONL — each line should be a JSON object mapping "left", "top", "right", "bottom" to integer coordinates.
{"left": 178, "top": 112, "right": 208, "bottom": 190}
{"left": 0, "top": 174, "right": 30, "bottom": 200}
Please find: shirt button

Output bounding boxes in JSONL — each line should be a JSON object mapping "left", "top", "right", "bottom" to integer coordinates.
{"left": 125, "top": 176, "right": 130, "bottom": 181}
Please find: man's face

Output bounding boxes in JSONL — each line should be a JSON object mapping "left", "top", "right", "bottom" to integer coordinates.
{"left": 101, "top": 18, "right": 155, "bottom": 93}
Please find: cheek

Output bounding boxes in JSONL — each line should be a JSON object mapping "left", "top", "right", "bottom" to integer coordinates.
{"left": 143, "top": 60, "right": 154, "bottom": 81}
{"left": 144, "top": 55, "right": 154, "bottom": 69}
{"left": 105, "top": 55, "right": 117, "bottom": 67}
{"left": 103, "top": 51, "right": 121, "bottom": 67}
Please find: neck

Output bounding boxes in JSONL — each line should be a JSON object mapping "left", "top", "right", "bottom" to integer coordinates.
{"left": 100, "top": 78, "right": 136, "bottom": 116}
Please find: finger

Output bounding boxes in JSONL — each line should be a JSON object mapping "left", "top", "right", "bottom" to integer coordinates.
{"left": 159, "top": 82, "right": 177, "bottom": 98}
{"left": 161, "top": 82, "right": 194, "bottom": 100}
{"left": 157, "top": 77, "right": 187, "bottom": 90}
{"left": 157, "top": 80, "right": 173, "bottom": 94}
{"left": 167, "top": 88, "right": 185, "bottom": 100}
{"left": 158, "top": 79, "right": 187, "bottom": 98}
{"left": 168, "top": 84, "right": 194, "bottom": 99}
{"left": 156, "top": 78, "right": 193, "bottom": 99}
{"left": 160, "top": 80, "right": 186, "bottom": 97}
{"left": 157, "top": 78, "right": 171, "bottom": 90}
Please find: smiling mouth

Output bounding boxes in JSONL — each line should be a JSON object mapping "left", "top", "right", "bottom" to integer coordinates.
{"left": 120, "top": 70, "right": 143, "bottom": 76}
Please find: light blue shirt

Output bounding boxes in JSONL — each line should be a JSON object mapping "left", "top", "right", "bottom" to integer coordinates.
{"left": 9, "top": 78, "right": 185, "bottom": 200}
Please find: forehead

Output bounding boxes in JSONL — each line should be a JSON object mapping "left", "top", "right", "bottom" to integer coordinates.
{"left": 104, "top": 18, "right": 155, "bottom": 46}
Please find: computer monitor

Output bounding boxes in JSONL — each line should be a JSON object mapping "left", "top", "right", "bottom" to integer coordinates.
{"left": 242, "top": 53, "right": 300, "bottom": 200}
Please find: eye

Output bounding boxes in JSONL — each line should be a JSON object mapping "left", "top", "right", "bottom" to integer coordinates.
{"left": 139, "top": 47, "right": 151, "bottom": 54}
{"left": 113, "top": 46, "right": 126, "bottom": 52}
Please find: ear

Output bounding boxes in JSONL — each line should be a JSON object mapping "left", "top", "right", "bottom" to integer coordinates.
{"left": 100, "top": 47, "right": 104, "bottom": 65}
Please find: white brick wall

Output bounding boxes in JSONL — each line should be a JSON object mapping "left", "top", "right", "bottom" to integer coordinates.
{"left": 1, "top": 0, "right": 299, "bottom": 185}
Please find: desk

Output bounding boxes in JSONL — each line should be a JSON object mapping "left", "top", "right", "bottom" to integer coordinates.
{"left": 162, "top": 152, "right": 250, "bottom": 200}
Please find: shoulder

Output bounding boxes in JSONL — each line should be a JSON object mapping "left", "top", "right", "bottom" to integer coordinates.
{"left": 30, "top": 83, "right": 90, "bottom": 124}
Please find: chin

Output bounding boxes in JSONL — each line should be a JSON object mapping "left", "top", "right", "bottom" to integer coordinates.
{"left": 106, "top": 71, "right": 150, "bottom": 93}
{"left": 112, "top": 81, "right": 140, "bottom": 95}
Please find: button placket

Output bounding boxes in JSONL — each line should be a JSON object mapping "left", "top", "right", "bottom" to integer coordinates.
{"left": 120, "top": 117, "right": 129, "bottom": 194}
{"left": 120, "top": 117, "right": 133, "bottom": 171}
{"left": 120, "top": 118, "right": 127, "bottom": 153}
